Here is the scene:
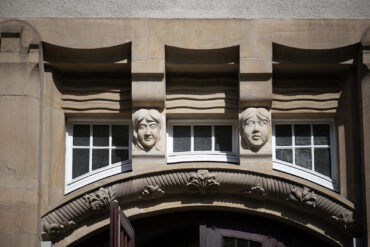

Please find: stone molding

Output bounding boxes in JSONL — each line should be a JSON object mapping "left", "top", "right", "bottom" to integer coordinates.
{"left": 41, "top": 168, "right": 355, "bottom": 241}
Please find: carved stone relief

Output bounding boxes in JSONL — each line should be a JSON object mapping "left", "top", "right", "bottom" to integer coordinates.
{"left": 41, "top": 170, "right": 356, "bottom": 241}
{"left": 242, "top": 184, "right": 267, "bottom": 199}
{"left": 240, "top": 107, "right": 271, "bottom": 152}
{"left": 141, "top": 185, "right": 165, "bottom": 198}
{"left": 83, "top": 187, "right": 117, "bottom": 211}
{"left": 331, "top": 211, "right": 354, "bottom": 229}
{"left": 133, "top": 109, "right": 162, "bottom": 151}
{"left": 41, "top": 219, "right": 76, "bottom": 239}
{"left": 187, "top": 169, "right": 220, "bottom": 194}
{"left": 288, "top": 186, "right": 317, "bottom": 207}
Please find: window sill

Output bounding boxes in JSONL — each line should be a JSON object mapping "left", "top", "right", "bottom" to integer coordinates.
{"left": 167, "top": 152, "right": 239, "bottom": 164}
{"left": 65, "top": 161, "right": 131, "bottom": 194}
{"left": 273, "top": 161, "right": 337, "bottom": 191}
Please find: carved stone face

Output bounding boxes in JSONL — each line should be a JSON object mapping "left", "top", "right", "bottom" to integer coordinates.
{"left": 241, "top": 108, "right": 270, "bottom": 150}
{"left": 133, "top": 109, "right": 162, "bottom": 151}
{"left": 136, "top": 118, "right": 160, "bottom": 150}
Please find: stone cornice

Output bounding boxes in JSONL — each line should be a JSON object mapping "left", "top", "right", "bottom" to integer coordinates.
{"left": 41, "top": 168, "right": 356, "bottom": 241}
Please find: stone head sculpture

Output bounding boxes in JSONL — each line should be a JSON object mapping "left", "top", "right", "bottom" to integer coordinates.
{"left": 240, "top": 107, "right": 271, "bottom": 151}
{"left": 133, "top": 109, "right": 162, "bottom": 151}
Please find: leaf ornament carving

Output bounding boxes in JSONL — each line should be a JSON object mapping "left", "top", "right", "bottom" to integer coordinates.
{"left": 242, "top": 184, "right": 267, "bottom": 199}
{"left": 83, "top": 187, "right": 116, "bottom": 211}
{"left": 141, "top": 185, "right": 165, "bottom": 198}
{"left": 288, "top": 186, "right": 317, "bottom": 207}
{"left": 187, "top": 169, "right": 220, "bottom": 194}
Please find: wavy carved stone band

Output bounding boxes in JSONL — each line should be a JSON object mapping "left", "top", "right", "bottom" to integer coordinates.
{"left": 41, "top": 169, "right": 355, "bottom": 241}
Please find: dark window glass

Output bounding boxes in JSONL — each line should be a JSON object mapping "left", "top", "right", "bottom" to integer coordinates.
{"left": 72, "top": 148, "right": 89, "bottom": 178}
{"left": 275, "top": 125, "right": 292, "bottom": 146}
{"left": 223, "top": 237, "right": 235, "bottom": 247}
{"left": 236, "top": 239, "right": 248, "bottom": 247}
{"left": 73, "top": 125, "right": 90, "bottom": 146}
{"left": 112, "top": 125, "right": 129, "bottom": 146}
{"left": 93, "top": 125, "right": 109, "bottom": 146}
{"left": 276, "top": 148, "right": 293, "bottom": 163}
{"left": 194, "top": 126, "right": 212, "bottom": 151}
{"left": 314, "top": 148, "right": 331, "bottom": 177}
{"left": 111, "top": 149, "right": 129, "bottom": 164}
{"left": 249, "top": 240, "right": 262, "bottom": 247}
{"left": 215, "top": 125, "right": 233, "bottom": 152}
{"left": 295, "top": 148, "right": 312, "bottom": 169}
{"left": 294, "top": 124, "right": 311, "bottom": 145}
{"left": 173, "top": 126, "right": 191, "bottom": 152}
{"left": 313, "top": 124, "right": 330, "bottom": 145}
{"left": 92, "top": 149, "right": 109, "bottom": 170}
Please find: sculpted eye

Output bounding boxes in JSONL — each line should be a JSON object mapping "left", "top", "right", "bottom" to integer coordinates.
{"left": 149, "top": 123, "right": 158, "bottom": 129}
{"left": 139, "top": 124, "right": 146, "bottom": 130}
{"left": 258, "top": 120, "right": 268, "bottom": 126}
{"left": 246, "top": 120, "right": 254, "bottom": 127}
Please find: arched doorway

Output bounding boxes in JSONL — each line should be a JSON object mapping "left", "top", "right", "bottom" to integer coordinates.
{"left": 72, "top": 211, "right": 334, "bottom": 247}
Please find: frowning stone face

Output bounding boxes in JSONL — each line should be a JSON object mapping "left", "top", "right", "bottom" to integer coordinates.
{"left": 133, "top": 109, "right": 162, "bottom": 151}
{"left": 240, "top": 107, "right": 270, "bottom": 151}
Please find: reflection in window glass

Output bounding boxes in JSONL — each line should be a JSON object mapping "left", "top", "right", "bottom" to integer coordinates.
{"left": 275, "top": 125, "right": 292, "bottom": 146}
{"left": 274, "top": 122, "right": 333, "bottom": 179}
{"left": 173, "top": 126, "right": 191, "bottom": 152}
{"left": 194, "top": 126, "right": 212, "bottom": 151}
{"left": 215, "top": 125, "right": 233, "bottom": 152}
{"left": 71, "top": 124, "right": 130, "bottom": 180}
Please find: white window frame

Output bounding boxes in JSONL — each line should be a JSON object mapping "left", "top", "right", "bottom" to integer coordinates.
{"left": 272, "top": 119, "right": 338, "bottom": 191}
{"left": 65, "top": 118, "right": 132, "bottom": 194}
{"left": 167, "top": 119, "right": 239, "bottom": 164}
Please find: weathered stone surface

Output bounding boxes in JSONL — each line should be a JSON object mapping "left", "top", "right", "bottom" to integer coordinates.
{"left": 149, "top": 19, "right": 255, "bottom": 58}
{"left": 26, "top": 18, "right": 148, "bottom": 58}
{"left": 255, "top": 19, "right": 370, "bottom": 58}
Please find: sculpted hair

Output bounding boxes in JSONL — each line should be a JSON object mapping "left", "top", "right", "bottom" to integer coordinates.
{"left": 133, "top": 109, "right": 162, "bottom": 130}
{"left": 240, "top": 107, "right": 270, "bottom": 128}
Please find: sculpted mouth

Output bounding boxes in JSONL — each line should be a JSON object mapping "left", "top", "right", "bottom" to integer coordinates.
{"left": 252, "top": 134, "right": 261, "bottom": 140}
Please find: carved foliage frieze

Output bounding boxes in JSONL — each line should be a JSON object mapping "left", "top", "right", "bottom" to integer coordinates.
{"left": 83, "top": 186, "right": 117, "bottom": 211}
{"left": 141, "top": 185, "right": 165, "bottom": 198}
{"left": 41, "top": 219, "right": 76, "bottom": 239}
{"left": 331, "top": 211, "right": 354, "bottom": 229}
{"left": 242, "top": 184, "right": 267, "bottom": 199}
{"left": 288, "top": 186, "right": 317, "bottom": 207}
{"left": 187, "top": 169, "right": 220, "bottom": 194}
{"left": 41, "top": 169, "right": 356, "bottom": 241}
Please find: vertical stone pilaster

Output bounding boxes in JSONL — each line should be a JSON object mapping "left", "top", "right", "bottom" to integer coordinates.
{"left": 131, "top": 59, "right": 166, "bottom": 171}
{"left": 0, "top": 21, "right": 42, "bottom": 247}
{"left": 239, "top": 59, "right": 273, "bottom": 172}
{"left": 360, "top": 28, "right": 370, "bottom": 247}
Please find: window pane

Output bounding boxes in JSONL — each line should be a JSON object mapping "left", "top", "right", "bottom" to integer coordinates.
{"left": 194, "top": 126, "right": 212, "bottom": 151}
{"left": 236, "top": 239, "right": 248, "bottom": 247}
{"left": 111, "top": 149, "right": 129, "bottom": 164}
{"left": 223, "top": 237, "right": 235, "bottom": 247}
{"left": 249, "top": 240, "right": 262, "bottom": 247}
{"left": 314, "top": 148, "right": 331, "bottom": 177}
{"left": 276, "top": 148, "right": 293, "bottom": 163}
{"left": 295, "top": 148, "right": 312, "bottom": 169}
{"left": 313, "top": 124, "right": 330, "bottom": 145}
{"left": 215, "top": 125, "right": 233, "bottom": 152}
{"left": 112, "top": 125, "right": 129, "bottom": 146}
{"left": 173, "top": 126, "right": 191, "bottom": 152}
{"left": 294, "top": 124, "right": 311, "bottom": 145}
{"left": 72, "top": 148, "right": 89, "bottom": 178}
{"left": 275, "top": 125, "right": 292, "bottom": 146}
{"left": 93, "top": 125, "right": 109, "bottom": 146}
{"left": 92, "top": 149, "right": 109, "bottom": 170}
{"left": 73, "top": 125, "right": 90, "bottom": 146}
